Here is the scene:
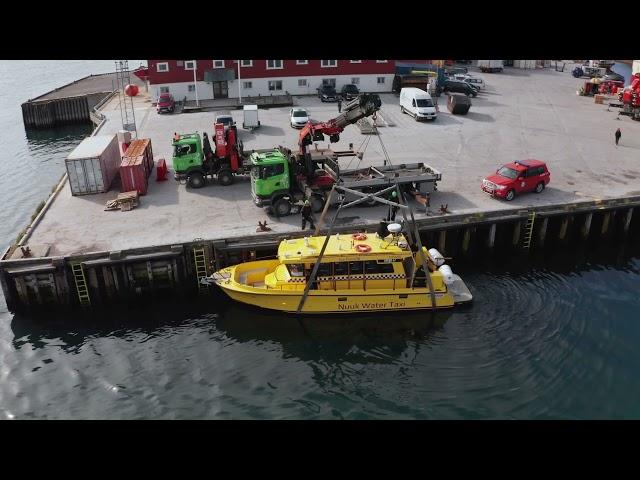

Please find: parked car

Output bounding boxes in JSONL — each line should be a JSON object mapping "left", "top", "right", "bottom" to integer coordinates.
{"left": 215, "top": 114, "right": 235, "bottom": 130}
{"left": 463, "top": 76, "right": 485, "bottom": 90}
{"left": 442, "top": 79, "right": 478, "bottom": 97}
{"left": 481, "top": 159, "right": 551, "bottom": 201}
{"left": 290, "top": 108, "right": 310, "bottom": 128}
{"left": 445, "top": 67, "right": 468, "bottom": 76}
{"left": 156, "top": 93, "right": 175, "bottom": 113}
{"left": 317, "top": 84, "right": 339, "bottom": 102}
{"left": 340, "top": 84, "right": 360, "bottom": 101}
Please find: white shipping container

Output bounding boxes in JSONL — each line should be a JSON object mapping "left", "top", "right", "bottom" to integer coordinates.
{"left": 477, "top": 60, "right": 504, "bottom": 70}
{"left": 633, "top": 60, "right": 640, "bottom": 76}
{"left": 65, "top": 134, "right": 121, "bottom": 195}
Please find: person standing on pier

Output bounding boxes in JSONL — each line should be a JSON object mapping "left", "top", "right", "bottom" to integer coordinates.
{"left": 337, "top": 98, "right": 342, "bottom": 113}
{"left": 301, "top": 199, "right": 315, "bottom": 231}
{"left": 615, "top": 128, "right": 622, "bottom": 146}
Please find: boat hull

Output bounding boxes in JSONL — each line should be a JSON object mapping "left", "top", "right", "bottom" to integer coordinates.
{"left": 217, "top": 283, "right": 460, "bottom": 314}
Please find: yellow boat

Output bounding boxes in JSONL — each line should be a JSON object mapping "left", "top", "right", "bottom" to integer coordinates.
{"left": 207, "top": 230, "right": 472, "bottom": 314}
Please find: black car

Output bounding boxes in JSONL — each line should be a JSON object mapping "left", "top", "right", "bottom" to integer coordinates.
{"left": 317, "top": 85, "right": 338, "bottom": 102}
{"left": 340, "top": 84, "right": 360, "bottom": 101}
{"left": 442, "top": 79, "right": 478, "bottom": 97}
{"left": 445, "top": 67, "right": 468, "bottom": 76}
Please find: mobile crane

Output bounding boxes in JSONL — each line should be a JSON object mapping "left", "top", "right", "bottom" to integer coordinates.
{"left": 618, "top": 73, "right": 640, "bottom": 120}
{"left": 171, "top": 122, "right": 248, "bottom": 188}
{"left": 250, "top": 93, "right": 442, "bottom": 216}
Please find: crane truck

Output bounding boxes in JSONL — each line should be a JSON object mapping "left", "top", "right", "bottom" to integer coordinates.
{"left": 250, "top": 94, "right": 442, "bottom": 217}
{"left": 618, "top": 73, "right": 640, "bottom": 120}
{"left": 171, "top": 122, "right": 249, "bottom": 188}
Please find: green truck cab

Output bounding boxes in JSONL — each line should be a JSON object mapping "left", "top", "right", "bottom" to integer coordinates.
{"left": 171, "top": 132, "right": 236, "bottom": 188}
{"left": 250, "top": 147, "right": 332, "bottom": 217}
{"left": 250, "top": 149, "right": 292, "bottom": 215}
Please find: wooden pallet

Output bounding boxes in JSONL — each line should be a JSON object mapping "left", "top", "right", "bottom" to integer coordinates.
{"left": 105, "top": 191, "right": 140, "bottom": 211}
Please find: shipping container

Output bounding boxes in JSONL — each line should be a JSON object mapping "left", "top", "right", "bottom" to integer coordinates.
{"left": 120, "top": 156, "right": 148, "bottom": 195}
{"left": 122, "top": 138, "right": 154, "bottom": 178}
{"left": 65, "top": 134, "right": 121, "bottom": 195}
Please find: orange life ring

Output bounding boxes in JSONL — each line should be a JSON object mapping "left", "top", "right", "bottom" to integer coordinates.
{"left": 352, "top": 233, "right": 368, "bottom": 241}
{"left": 355, "top": 244, "right": 372, "bottom": 253}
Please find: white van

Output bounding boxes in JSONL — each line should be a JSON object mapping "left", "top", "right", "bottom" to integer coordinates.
{"left": 399, "top": 88, "right": 437, "bottom": 121}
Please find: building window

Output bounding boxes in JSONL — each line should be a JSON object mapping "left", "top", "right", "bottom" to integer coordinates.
{"left": 156, "top": 62, "right": 169, "bottom": 72}
{"left": 243, "top": 81, "right": 252, "bottom": 89}
{"left": 377, "top": 77, "right": 386, "bottom": 84}
{"left": 298, "top": 79, "right": 307, "bottom": 87}
{"left": 321, "top": 60, "right": 337, "bottom": 68}
{"left": 376, "top": 60, "right": 388, "bottom": 63}
{"left": 188, "top": 84, "right": 195, "bottom": 92}
{"left": 351, "top": 77, "right": 360, "bottom": 85}
{"left": 160, "top": 86, "right": 170, "bottom": 93}
{"left": 241, "top": 60, "right": 253, "bottom": 67}
{"left": 268, "top": 80, "right": 283, "bottom": 91}
{"left": 267, "top": 60, "right": 283, "bottom": 70}
{"left": 184, "top": 61, "right": 195, "bottom": 70}
{"left": 213, "top": 60, "right": 225, "bottom": 68}
{"left": 296, "top": 60, "right": 308, "bottom": 65}
{"left": 322, "top": 78, "right": 336, "bottom": 87}
{"left": 350, "top": 60, "right": 362, "bottom": 63}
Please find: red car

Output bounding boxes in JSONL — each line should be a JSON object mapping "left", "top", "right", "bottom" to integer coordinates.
{"left": 481, "top": 159, "right": 550, "bottom": 201}
{"left": 156, "top": 93, "right": 175, "bottom": 113}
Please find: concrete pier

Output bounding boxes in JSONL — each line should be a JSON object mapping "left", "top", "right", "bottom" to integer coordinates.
{"left": 22, "top": 72, "right": 145, "bottom": 129}
{"left": 3, "top": 64, "right": 640, "bottom": 312}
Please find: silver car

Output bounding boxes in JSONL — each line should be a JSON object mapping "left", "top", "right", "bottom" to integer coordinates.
{"left": 290, "top": 108, "right": 310, "bottom": 129}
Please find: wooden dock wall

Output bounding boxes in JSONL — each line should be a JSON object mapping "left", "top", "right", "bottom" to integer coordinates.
{"left": 21, "top": 92, "right": 110, "bottom": 129}
{"left": 1, "top": 200, "right": 638, "bottom": 314}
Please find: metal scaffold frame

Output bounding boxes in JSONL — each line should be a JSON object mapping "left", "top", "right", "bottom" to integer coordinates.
{"left": 115, "top": 60, "right": 137, "bottom": 138}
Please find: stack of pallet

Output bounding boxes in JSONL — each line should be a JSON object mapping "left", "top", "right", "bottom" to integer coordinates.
{"left": 105, "top": 191, "right": 139, "bottom": 211}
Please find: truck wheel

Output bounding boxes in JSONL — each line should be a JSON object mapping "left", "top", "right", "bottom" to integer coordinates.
{"left": 535, "top": 182, "right": 545, "bottom": 193}
{"left": 505, "top": 189, "right": 515, "bottom": 201}
{"left": 218, "top": 170, "right": 234, "bottom": 186}
{"left": 310, "top": 194, "right": 324, "bottom": 213}
{"left": 188, "top": 172, "right": 205, "bottom": 189}
{"left": 273, "top": 198, "right": 292, "bottom": 217}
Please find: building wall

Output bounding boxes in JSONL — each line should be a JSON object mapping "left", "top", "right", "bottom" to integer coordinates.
{"left": 147, "top": 60, "right": 396, "bottom": 86}
{"left": 151, "top": 73, "right": 396, "bottom": 102}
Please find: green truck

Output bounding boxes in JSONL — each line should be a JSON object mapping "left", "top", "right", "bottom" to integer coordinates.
{"left": 250, "top": 146, "right": 442, "bottom": 217}
{"left": 171, "top": 123, "right": 248, "bottom": 188}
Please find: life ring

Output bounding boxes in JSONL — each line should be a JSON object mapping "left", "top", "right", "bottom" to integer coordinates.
{"left": 355, "top": 244, "right": 372, "bottom": 253}
{"left": 351, "top": 233, "right": 368, "bottom": 241}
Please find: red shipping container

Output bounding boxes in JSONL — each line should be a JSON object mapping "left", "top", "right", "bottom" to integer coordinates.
{"left": 122, "top": 138, "right": 154, "bottom": 178}
{"left": 120, "top": 156, "right": 148, "bottom": 195}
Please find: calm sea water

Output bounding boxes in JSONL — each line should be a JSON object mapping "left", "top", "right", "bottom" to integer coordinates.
{"left": 0, "top": 61, "right": 639, "bottom": 419}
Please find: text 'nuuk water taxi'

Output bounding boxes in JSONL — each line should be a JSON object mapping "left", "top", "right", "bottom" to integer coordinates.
{"left": 206, "top": 223, "right": 472, "bottom": 314}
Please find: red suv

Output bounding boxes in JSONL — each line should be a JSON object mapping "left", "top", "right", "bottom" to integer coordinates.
{"left": 156, "top": 93, "right": 175, "bottom": 113}
{"left": 481, "top": 159, "right": 550, "bottom": 201}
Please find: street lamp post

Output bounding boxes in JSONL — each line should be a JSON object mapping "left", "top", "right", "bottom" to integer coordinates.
{"left": 193, "top": 60, "right": 199, "bottom": 107}
{"left": 238, "top": 60, "right": 242, "bottom": 103}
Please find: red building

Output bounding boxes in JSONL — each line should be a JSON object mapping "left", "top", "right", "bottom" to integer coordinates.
{"left": 146, "top": 60, "right": 400, "bottom": 101}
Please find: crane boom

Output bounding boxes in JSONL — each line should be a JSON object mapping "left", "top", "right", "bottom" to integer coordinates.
{"left": 298, "top": 93, "right": 382, "bottom": 154}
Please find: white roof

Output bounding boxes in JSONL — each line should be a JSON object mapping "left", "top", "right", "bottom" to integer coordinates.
{"left": 67, "top": 135, "right": 116, "bottom": 160}
{"left": 243, "top": 105, "right": 258, "bottom": 110}
{"left": 400, "top": 87, "right": 430, "bottom": 97}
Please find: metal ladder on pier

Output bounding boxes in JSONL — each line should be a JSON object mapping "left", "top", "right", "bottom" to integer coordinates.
{"left": 522, "top": 211, "right": 536, "bottom": 250}
{"left": 193, "top": 247, "right": 209, "bottom": 295}
{"left": 71, "top": 263, "right": 91, "bottom": 306}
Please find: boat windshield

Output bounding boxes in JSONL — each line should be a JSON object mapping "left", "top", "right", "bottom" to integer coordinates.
{"left": 287, "top": 264, "right": 305, "bottom": 277}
